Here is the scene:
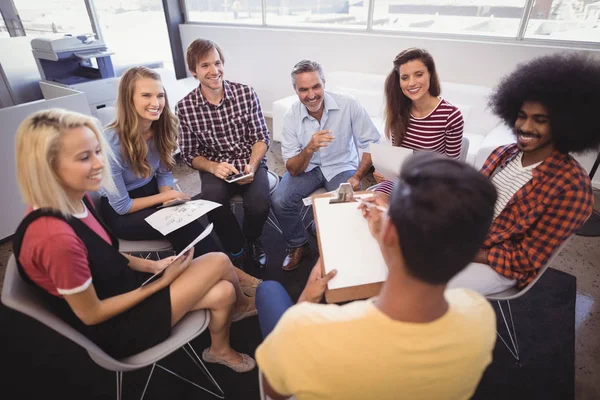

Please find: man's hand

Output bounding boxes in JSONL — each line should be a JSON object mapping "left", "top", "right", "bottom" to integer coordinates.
{"left": 297, "top": 258, "right": 337, "bottom": 303}
{"left": 473, "top": 249, "right": 489, "bottom": 265}
{"left": 358, "top": 194, "right": 389, "bottom": 238}
{"left": 306, "top": 130, "right": 335, "bottom": 154}
{"left": 373, "top": 170, "right": 387, "bottom": 184}
{"left": 236, "top": 164, "right": 255, "bottom": 185}
{"left": 347, "top": 175, "right": 361, "bottom": 191}
{"left": 211, "top": 162, "right": 239, "bottom": 180}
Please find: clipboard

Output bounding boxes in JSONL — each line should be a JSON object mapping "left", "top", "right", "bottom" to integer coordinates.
{"left": 312, "top": 188, "right": 387, "bottom": 304}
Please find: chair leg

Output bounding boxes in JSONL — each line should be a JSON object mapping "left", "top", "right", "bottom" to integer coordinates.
{"left": 117, "top": 343, "right": 224, "bottom": 400}
{"left": 266, "top": 210, "right": 283, "bottom": 234}
{"left": 116, "top": 371, "right": 123, "bottom": 400}
{"left": 146, "top": 342, "right": 225, "bottom": 399}
{"left": 139, "top": 364, "right": 156, "bottom": 400}
{"left": 496, "top": 300, "right": 520, "bottom": 361}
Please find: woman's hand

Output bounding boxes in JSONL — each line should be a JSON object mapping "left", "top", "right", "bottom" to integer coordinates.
{"left": 161, "top": 189, "right": 191, "bottom": 205}
{"left": 146, "top": 256, "right": 177, "bottom": 274}
{"left": 160, "top": 248, "right": 195, "bottom": 286}
{"left": 373, "top": 170, "right": 387, "bottom": 184}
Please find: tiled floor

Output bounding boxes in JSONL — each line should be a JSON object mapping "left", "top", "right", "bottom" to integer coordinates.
{"left": 0, "top": 122, "right": 598, "bottom": 399}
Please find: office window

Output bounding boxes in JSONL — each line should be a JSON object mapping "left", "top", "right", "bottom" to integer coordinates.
{"left": 371, "top": 0, "right": 528, "bottom": 37}
{"left": 265, "top": 0, "right": 368, "bottom": 29}
{"left": 94, "top": 1, "right": 175, "bottom": 72}
{"left": 524, "top": 0, "right": 600, "bottom": 42}
{"left": 12, "top": 0, "right": 93, "bottom": 37}
{"left": 0, "top": 13, "right": 9, "bottom": 37}
{"left": 186, "top": 0, "right": 263, "bottom": 25}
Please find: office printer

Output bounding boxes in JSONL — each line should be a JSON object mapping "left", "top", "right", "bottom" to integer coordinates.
{"left": 31, "top": 34, "right": 115, "bottom": 85}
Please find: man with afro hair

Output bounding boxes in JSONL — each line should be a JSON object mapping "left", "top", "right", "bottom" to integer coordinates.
{"left": 375, "top": 53, "right": 600, "bottom": 295}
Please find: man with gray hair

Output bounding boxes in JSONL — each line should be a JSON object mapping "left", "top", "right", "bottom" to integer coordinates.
{"left": 272, "top": 60, "right": 381, "bottom": 271}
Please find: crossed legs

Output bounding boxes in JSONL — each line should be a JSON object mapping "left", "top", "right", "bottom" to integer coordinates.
{"left": 169, "top": 253, "right": 257, "bottom": 366}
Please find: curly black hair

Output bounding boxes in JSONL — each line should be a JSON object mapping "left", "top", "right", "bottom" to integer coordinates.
{"left": 489, "top": 53, "right": 600, "bottom": 154}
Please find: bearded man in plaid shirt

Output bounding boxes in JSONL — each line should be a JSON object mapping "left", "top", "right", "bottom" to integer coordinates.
{"left": 176, "top": 39, "right": 271, "bottom": 269}
{"left": 373, "top": 53, "right": 600, "bottom": 295}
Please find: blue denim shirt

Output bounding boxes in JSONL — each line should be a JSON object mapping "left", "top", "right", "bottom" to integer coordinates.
{"left": 281, "top": 91, "right": 380, "bottom": 181}
{"left": 101, "top": 128, "right": 174, "bottom": 214}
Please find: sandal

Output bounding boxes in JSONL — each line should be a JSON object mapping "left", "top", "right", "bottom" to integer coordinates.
{"left": 241, "top": 277, "right": 262, "bottom": 297}
{"left": 232, "top": 307, "right": 257, "bottom": 322}
{"left": 202, "top": 348, "right": 256, "bottom": 373}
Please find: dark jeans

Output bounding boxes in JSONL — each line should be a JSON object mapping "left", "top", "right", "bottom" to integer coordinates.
{"left": 100, "top": 178, "right": 220, "bottom": 256}
{"left": 256, "top": 281, "right": 294, "bottom": 338}
{"left": 200, "top": 163, "right": 270, "bottom": 253}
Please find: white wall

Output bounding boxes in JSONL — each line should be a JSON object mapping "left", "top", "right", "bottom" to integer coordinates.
{"left": 179, "top": 25, "right": 600, "bottom": 116}
{"left": 179, "top": 24, "right": 600, "bottom": 187}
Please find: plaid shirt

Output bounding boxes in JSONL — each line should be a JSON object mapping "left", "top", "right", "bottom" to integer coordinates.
{"left": 175, "top": 80, "right": 270, "bottom": 171}
{"left": 481, "top": 144, "right": 592, "bottom": 287}
{"left": 375, "top": 143, "right": 593, "bottom": 288}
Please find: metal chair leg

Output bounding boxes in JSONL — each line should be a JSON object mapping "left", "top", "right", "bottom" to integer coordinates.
{"left": 116, "top": 371, "right": 122, "bottom": 400}
{"left": 116, "top": 343, "right": 224, "bottom": 400}
{"left": 495, "top": 300, "right": 520, "bottom": 360}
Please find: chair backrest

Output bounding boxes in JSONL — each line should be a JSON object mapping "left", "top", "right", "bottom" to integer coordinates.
{"left": 459, "top": 136, "right": 470, "bottom": 162}
{"left": 1, "top": 255, "right": 108, "bottom": 356}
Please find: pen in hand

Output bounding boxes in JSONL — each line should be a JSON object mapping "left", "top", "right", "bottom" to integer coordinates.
{"left": 355, "top": 197, "right": 389, "bottom": 213}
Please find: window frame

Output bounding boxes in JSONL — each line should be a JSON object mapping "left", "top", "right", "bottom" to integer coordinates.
{"left": 180, "top": 0, "right": 600, "bottom": 49}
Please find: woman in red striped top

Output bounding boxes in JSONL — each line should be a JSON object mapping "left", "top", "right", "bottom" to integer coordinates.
{"left": 375, "top": 48, "right": 464, "bottom": 181}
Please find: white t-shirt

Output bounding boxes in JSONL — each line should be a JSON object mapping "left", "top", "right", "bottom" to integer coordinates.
{"left": 491, "top": 152, "right": 542, "bottom": 219}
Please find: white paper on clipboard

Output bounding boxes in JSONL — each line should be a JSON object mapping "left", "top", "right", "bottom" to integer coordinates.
{"left": 370, "top": 143, "right": 414, "bottom": 180}
{"left": 313, "top": 195, "right": 388, "bottom": 290}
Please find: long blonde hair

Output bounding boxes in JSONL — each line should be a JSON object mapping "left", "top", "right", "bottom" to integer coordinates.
{"left": 108, "top": 66, "right": 178, "bottom": 178}
{"left": 15, "top": 108, "right": 117, "bottom": 216}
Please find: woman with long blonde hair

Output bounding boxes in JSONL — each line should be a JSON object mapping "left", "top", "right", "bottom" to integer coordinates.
{"left": 13, "top": 109, "right": 257, "bottom": 370}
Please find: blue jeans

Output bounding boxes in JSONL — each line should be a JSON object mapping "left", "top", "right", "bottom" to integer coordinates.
{"left": 256, "top": 281, "right": 294, "bottom": 337}
{"left": 271, "top": 167, "right": 357, "bottom": 248}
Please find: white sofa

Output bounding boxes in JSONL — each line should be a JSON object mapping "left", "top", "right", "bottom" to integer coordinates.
{"left": 271, "top": 71, "right": 515, "bottom": 168}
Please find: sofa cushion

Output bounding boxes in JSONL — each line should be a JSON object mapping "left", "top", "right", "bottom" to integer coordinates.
{"left": 463, "top": 132, "right": 484, "bottom": 166}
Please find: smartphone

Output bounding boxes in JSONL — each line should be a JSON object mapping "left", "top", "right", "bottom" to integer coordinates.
{"left": 225, "top": 172, "right": 253, "bottom": 183}
{"left": 156, "top": 198, "right": 189, "bottom": 209}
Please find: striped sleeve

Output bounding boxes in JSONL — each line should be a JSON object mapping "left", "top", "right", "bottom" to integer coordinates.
{"left": 373, "top": 180, "right": 395, "bottom": 196}
{"left": 445, "top": 107, "right": 464, "bottom": 159}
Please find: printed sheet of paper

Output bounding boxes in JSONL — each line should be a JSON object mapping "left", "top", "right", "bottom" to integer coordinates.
{"left": 370, "top": 143, "right": 414, "bottom": 180}
{"left": 313, "top": 196, "right": 388, "bottom": 290}
{"left": 303, "top": 190, "right": 334, "bottom": 206}
{"left": 145, "top": 200, "right": 221, "bottom": 236}
{"left": 141, "top": 224, "right": 213, "bottom": 287}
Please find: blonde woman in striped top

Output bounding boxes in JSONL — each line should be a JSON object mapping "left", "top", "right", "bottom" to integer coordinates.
{"left": 375, "top": 48, "right": 463, "bottom": 182}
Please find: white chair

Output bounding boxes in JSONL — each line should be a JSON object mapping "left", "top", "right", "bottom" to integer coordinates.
{"left": 230, "top": 170, "right": 283, "bottom": 234}
{"left": 87, "top": 191, "right": 174, "bottom": 257}
{"left": 486, "top": 238, "right": 573, "bottom": 361}
{"left": 1, "top": 255, "right": 224, "bottom": 400}
{"left": 459, "top": 136, "right": 470, "bottom": 163}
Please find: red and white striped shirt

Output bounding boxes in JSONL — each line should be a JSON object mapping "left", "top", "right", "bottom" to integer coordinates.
{"left": 393, "top": 98, "right": 464, "bottom": 159}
